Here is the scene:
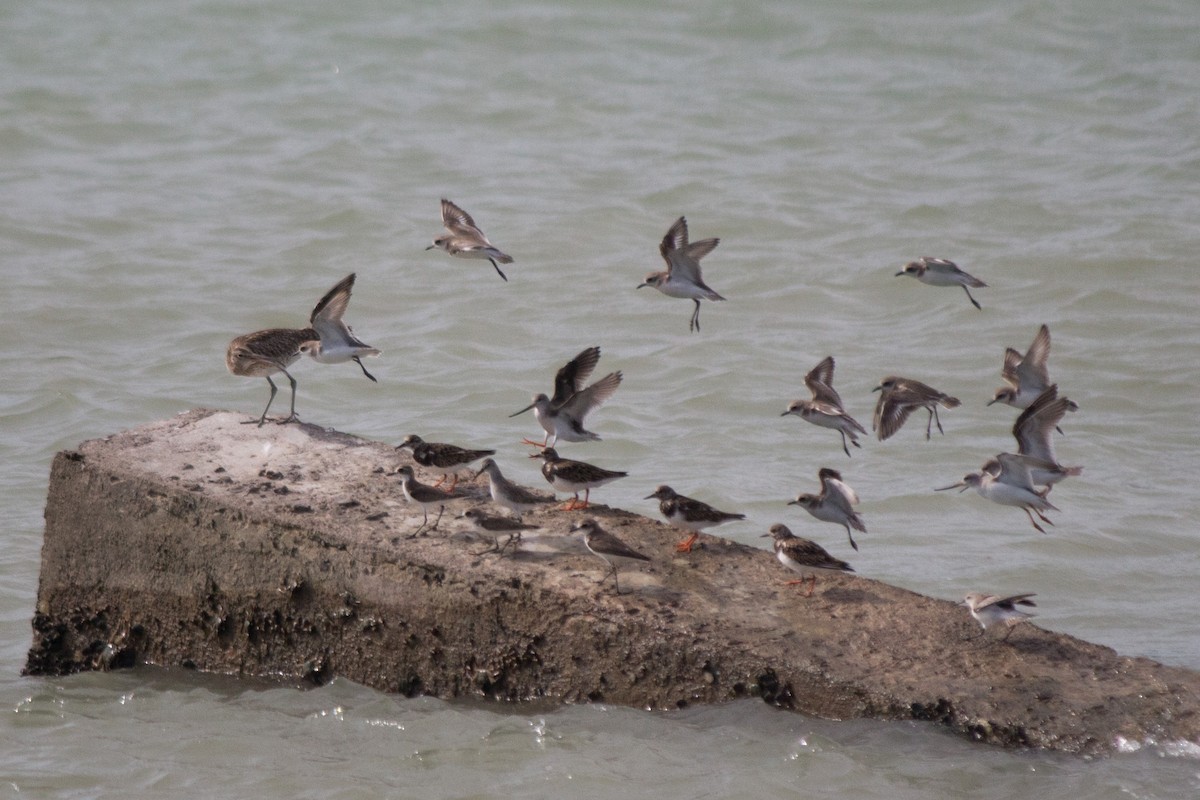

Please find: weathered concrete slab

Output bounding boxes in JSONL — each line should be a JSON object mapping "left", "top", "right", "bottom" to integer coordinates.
{"left": 25, "top": 409, "right": 1200, "bottom": 755}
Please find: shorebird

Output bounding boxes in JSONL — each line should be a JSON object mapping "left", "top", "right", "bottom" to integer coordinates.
{"left": 872, "top": 376, "right": 961, "bottom": 441}
{"left": 762, "top": 523, "right": 854, "bottom": 597}
{"left": 533, "top": 447, "right": 627, "bottom": 510}
{"left": 226, "top": 274, "right": 378, "bottom": 427}
{"left": 569, "top": 518, "right": 650, "bottom": 595}
{"left": 782, "top": 356, "right": 868, "bottom": 457}
{"left": 895, "top": 257, "right": 987, "bottom": 309}
{"left": 962, "top": 592, "right": 1037, "bottom": 641}
{"left": 988, "top": 325, "right": 1079, "bottom": 420}
{"left": 510, "top": 346, "right": 622, "bottom": 447}
{"left": 788, "top": 468, "right": 866, "bottom": 551}
{"left": 396, "top": 434, "right": 495, "bottom": 491}
{"left": 396, "top": 465, "right": 461, "bottom": 536}
{"left": 425, "top": 198, "right": 513, "bottom": 281}
{"left": 1003, "top": 385, "right": 1082, "bottom": 490}
{"left": 458, "top": 508, "right": 539, "bottom": 556}
{"left": 936, "top": 453, "right": 1058, "bottom": 533}
{"left": 637, "top": 216, "right": 725, "bottom": 332}
{"left": 644, "top": 485, "right": 745, "bottom": 553}
{"left": 298, "top": 273, "right": 381, "bottom": 381}
{"left": 472, "top": 458, "right": 554, "bottom": 518}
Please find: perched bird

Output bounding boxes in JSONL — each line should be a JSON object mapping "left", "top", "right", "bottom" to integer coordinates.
{"left": 510, "top": 346, "right": 622, "bottom": 447}
{"left": 788, "top": 468, "right": 866, "bottom": 551}
{"left": 1002, "top": 385, "right": 1082, "bottom": 490}
{"left": 988, "top": 325, "right": 1078, "bottom": 418}
{"left": 782, "top": 356, "right": 868, "bottom": 457}
{"left": 298, "top": 273, "right": 381, "bottom": 381}
{"left": 637, "top": 216, "right": 725, "bottom": 332}
{"left": 458, "top": 508, "right": 539, "bottom": 556}
{"left": 569, "top": 518, "right": 650, "bottom": 595}
{"left": 872, "top": 376, "right": 961, "bottom": 441}
{"left": 962, "top": 592, "right": 1037, "bottom": 641}
{"left": 895, "top": 257, "right": 987, "bottom": 309}
{"left": 426, "top": 198, "right": 513, "bottom": 281}
{"left": 761, "top": 523, "right": 854, "bottom": 597}
{"left": 936, "top": 453, "right": 1058, "bottom": 533}
{"left": 226, "top": 273, "right": 379, "bottom": 427}
{"left": 396, "top": 465, "right": 462, "bottom": 536}
{"left": 533, "top": 447, "right": 627, "bottom": 510}
{"left": 472, "top": 458, "right": 554, "bottom": 518}
{"left": 396, "top": 434, "right": 495, "bottom": 491}
{"left": 644, "top": 485, "right": 745, "bottom": 553}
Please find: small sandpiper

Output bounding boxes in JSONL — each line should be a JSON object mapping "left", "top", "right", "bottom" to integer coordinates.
{"left": 782, "top": 356, "right": 868, "bottom": 457}
{"left": 299, "top": 273, "right": 381, "bottom": 381}
{"left": 396, "top": 434, "right": 496, "bottom": 491}
{"left": 425, "top": 198, "right": 513, "bottom": 281}
{"left": 988, "top": 325, "right": 1079, "bottom": 419}
{"left": 226, "top": 273, "right": 378, "bottom": 427}
{"left": 936, "top": 454, "right": 1058, "bottom": 533}
{"left": 872, "top": 376, "right": 961, "bottom": 441}
{"left": 962, "top": 592, "right": 1037, "bottom": 641}
{"left": 762, "top": 523, "right": 854, "bottom": 597}
{"left": 472, "top": 458, "right": 554, "bottom": 518}
{"left": 533, "top": 447, "right": 628, "bottom": 510}
{"left": 510, "top": 346, "right": 622, "bottom": 447}
{"left": 1006, "top": 385, "right": 1082, "bottom": 491}
{"left": 895, "top": 257, "right": 987, "bottom": 309}
{"left": 788, "top": 468, "right": 866, "bottom": 551}
{"left": 637, "top": 216, "right": 725, "bottom": 332}
{"left": 458, "top": 508, "right": 539, "bottom": 556}
{"left": 644, "top": 485, "right": 745, "bottom": 553}
{"left": 396, "top": 465, "right": 462, "bottom": 536}
{"left": 569, "top": 518, "right": 650, "bottom": 595}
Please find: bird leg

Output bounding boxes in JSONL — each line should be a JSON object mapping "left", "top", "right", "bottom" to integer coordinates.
{"left": 274, "top": 370, "right": 301, "bottom": 425}
{"left": 430, "top": 475, "right": 448, "bottom": 488}
{"left": 245, "top": 376, "right": 279, "bottom": 427}
{"left": 844, "top": 524, "right": 859, "bottom": 552}
{"left": 675, "top": 531, "right": 700, "bottom": 553}
{"left": 429, "top": 504, "right": 445, "bottom": 531}
{"left": 1022, "top": 507, "right": 1047, "bottom": 534}
{"left": 689, "top": 299, "right": 701, "bottom": 333}
{"left": 407, "top": 507, "right": 430, "bottom": 539}
{"left": 839, "top": 431, "right": 851, "bottom": 458}
{"left": 962, "top": 285, "right": 982, "bottom": 310}
{"left": 488, "top": 258, "right": 509, "bottom": 282}
{"left": 352, "top": 356, "right": 378, "bottom": 383}
{"left": 521, "top": 436, "right": 548, "bottom": 447}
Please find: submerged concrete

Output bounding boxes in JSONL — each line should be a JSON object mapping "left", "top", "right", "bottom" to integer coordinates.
{"left": 25, "top": 409, "right": 1200, "bottom": 755}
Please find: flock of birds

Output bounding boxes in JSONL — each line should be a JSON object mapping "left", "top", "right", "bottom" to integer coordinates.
{"left": 225, "top": 199, "right": 1083, "bottom": 642}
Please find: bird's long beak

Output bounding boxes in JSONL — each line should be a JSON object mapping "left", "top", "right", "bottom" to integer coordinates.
{"left": 871, "top": 385, "right": 882, "bottom": 392}
{"left": 780, "top": 409, "right": 792, "bottom": 417}
{"left": 985, "top": 397, "right": 1001, "bottom": 406}
{"left": 509, "top": 403, "right": 535, "bottom": 417}
{"left": 642, "top": 493, "right": 657, "bottom": 500}
{"left": 636, "top": 283, "right": 648, "bottom": 289}
{"left": 934, "top": 482, "right": 968, "bottom": 492}
{"left": 424, "top": 244, "right": 436, "bottom": 251}
{"left": 758, "top": 533, "right": 770, "bottom": 538}
{"left": 786, "top": 499, "right": 800, "bottom": 506}
{"left": 894, "top": 270, "right": 905, "bottom": 277}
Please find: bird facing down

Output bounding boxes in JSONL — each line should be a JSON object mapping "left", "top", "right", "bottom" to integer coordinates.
{"left": 637, "top": 216, "right": 725, "bottom": 332}
{"left": 1003, "top": 385, "right": 1083, "bottom": 491}
{"left": 962, "top": 592, "right": 1037, "bottom": 641}
{"left": 762, "top": 523, "right": 853, "bottom": 597}
{"left": 472, "top": 458, "right": 555, "bottom": 518}
{"left": 569, "top": 518, "right": 650, "bottom": 595}
{"left": 788, "top": 467, "right": 866, "bottom": 551}
{"left": 782, "top": 355, "right": 868, "bottom": 457}
{"left": 895, "top": 257, "right": 987, "bottom": 309}
{"left": 396, "top": 434, "right": 496, "bottom": 491}
{"left": 226, "top": 273, "right": 379, "bottom": 427}
{"left": 936, "top": 453, "right": 1058, "bottom": 533}
{"left": 532, "top": 447, "right": 628, "bottom": 510}
{"left": 872, "top": 376, "right": 961, "bottom": 441}
{"left": 299, "top": 272, "right": 381, "bottom": 382}
{"left": 510, "top": 346, "right": 622, "bottom": 447}
{"left": 644, "top": 485, "right": 745, "bottom": 553}
{"left": 426, "top": 198, "right": 513, "bottom": 281}
{"left": 458, "top": 508, "right": 539, "bottom": 556}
